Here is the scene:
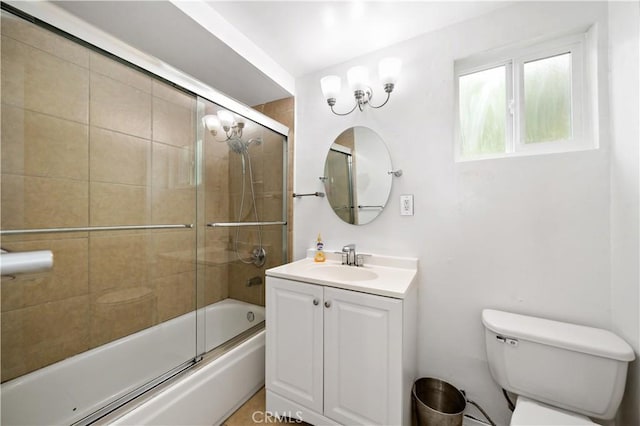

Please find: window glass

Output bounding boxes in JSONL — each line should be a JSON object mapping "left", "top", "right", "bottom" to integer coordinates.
{"left": 523, "top": 52, "right": 572, "bottom": 144}
{"left": 459, "top": 66, "right": 507, "bottom": 157}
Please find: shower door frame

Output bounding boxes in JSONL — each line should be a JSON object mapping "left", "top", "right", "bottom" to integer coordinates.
{"left": 1, "top": 2, "right": 290, "bottom": 424}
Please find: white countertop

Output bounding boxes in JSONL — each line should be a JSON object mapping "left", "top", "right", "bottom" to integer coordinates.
{"left": 266, "top": 251, "right": 418, "bottom": 299}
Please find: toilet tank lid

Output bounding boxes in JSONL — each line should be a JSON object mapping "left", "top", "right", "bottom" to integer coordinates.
{"left": 482, "top": 309, "right": 635, "bottom": 362}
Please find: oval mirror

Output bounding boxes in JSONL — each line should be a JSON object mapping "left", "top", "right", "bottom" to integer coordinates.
{"left": 323, "top": 126, "right": 393, "bottom": 225}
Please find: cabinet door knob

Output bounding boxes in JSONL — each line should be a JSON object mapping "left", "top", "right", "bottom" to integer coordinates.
{"left": 313, "top": 298, "right": 319, "bottom": 306}
{"left": 324, "top": 300, "right": 331, "bottom": 308}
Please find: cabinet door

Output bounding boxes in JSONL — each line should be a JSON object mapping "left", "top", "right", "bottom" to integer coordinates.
{"left": 266, "top": 277, "right": 324, "bottom": 413}
{"left": 323, "top": 287, "right": 403, "bottom": 426}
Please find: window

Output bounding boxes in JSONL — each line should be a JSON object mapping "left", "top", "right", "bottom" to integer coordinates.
{"left": 523, "top": 53, "right": 572, "bottom": 144}
{"left": 455, "top": 29, "right": 596, "bottom": 161}
{"left": 459, "top": 65, "right": 508, "bottom": 157}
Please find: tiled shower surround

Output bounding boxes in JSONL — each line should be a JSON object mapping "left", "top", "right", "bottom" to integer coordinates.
{"left": 0, "top": 11, "right": 289, "bottom": 382}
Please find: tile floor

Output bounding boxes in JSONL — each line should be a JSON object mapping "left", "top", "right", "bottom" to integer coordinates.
{"left": 221, "top": 387, "right": 311, "bottom": 425}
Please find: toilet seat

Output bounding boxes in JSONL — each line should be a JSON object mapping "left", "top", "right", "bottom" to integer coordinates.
{"left": 510, "top": 397, "right": 598, "bottom": 425}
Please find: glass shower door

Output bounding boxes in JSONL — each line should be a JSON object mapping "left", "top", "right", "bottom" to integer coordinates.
{"left": 0, "top": 9, "right": 199, "bottom": 424}
{"left": 197, "top": 96, "right": 287, "bottom": 353}
{"left": 1, "top": 6, "right": 288, "bottom": 424}
{"left": 324, "top": 149, "right": 355, "bottom": 224}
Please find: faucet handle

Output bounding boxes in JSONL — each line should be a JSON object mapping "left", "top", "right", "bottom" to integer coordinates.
{"left": 333, "top": 251, "right": 350, "bottom": 265}
{"left": 355, "top": 253, "right": 371, "bottom": 267}
{"left": 342, "top": 243, "right": 356, "bottom": 252}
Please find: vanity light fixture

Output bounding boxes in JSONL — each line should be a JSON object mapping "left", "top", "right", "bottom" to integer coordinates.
{"left": 202, "top": 110, "right": 263, "bottom": 155}
{"left": 320, "top": 57, "right": 402, "bottom": 116}
{"left": 202, "top": 110, "right": 245, "bottom": 140}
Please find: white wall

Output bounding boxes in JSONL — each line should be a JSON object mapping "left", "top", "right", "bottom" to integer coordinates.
{"left": 609, "top": 2, "right": 640, "bottom": 425}
{"left": 294, "top": 2, "right": 613, "bottom": 424}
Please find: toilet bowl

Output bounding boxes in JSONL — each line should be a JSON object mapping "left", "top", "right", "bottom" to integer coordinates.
{"left": 481, "top": 309, "right": 634, "bottom": 425}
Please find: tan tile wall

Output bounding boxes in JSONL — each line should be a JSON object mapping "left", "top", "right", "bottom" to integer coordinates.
{"left": 253, "top": 98, "right": 294, "bottom": 264}
{"left": 198, "top": 102, "right": 231, "bottom": 308}
{"left": 0, "top": 11, "right": 292, "bottom": 383}
{"left": 0, "top": 13, "right": 198, "bottom": 382}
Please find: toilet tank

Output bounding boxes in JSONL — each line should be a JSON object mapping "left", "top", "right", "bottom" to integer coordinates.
{"left": 482, "top": 309, "right": 635, "bottom": 420}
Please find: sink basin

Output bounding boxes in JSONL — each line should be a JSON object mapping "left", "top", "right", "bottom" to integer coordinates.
{"left": 306, "top": 264, "right": 378, "bottom": 282}
{"left": 266, "top": 253, "right": 418, "bottom": 299}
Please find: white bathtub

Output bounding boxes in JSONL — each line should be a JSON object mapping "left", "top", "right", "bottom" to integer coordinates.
{"left": 110, "top": 329, "right": 265, "bottom": 426}
{"left": 1, "top": 298, "right": 265, "bottom": 426}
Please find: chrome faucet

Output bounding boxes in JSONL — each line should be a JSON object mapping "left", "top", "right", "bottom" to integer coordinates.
{"left": 342, "top": 244, "right": 356, "bottom": 266}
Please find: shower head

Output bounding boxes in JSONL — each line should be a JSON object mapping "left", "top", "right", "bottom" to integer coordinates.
{"left": 227, "top": 138, "right": 247, "bottom": 154}
{"left": 226, "top": 137, "right": 262, "bottom": 154}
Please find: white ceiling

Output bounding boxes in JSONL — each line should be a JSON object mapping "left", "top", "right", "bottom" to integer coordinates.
{"left": 204, "top": 1, "right": 512, "bottom": 78}
{"left": 55, "top": 0, "right": 292, "bottom": 106}
{"left": 53, "top": 1, "right": 512, "bottom": 106}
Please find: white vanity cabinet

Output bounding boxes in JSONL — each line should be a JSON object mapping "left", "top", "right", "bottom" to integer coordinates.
{"left": 265, "top": 256, "right": 417, "bottom": 426}
{"left": 266, "top": 278, "right": 324, "bottom": 414}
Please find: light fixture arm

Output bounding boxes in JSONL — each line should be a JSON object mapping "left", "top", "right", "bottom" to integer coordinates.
{"left": 368, "top": 84, "right": 394, "bottom": 109}
{"left": 229, "top": 122, "right": 244, "bottom": 140}
{"left": 327, "top": 84, "right": 394, "bottom": 116}
{"left": 207, "top": 122, "right": 244, "bottom": 142}
{"left": 328, "top": 98, "right": 359, "bottom": 116}
{"left": 207, "top": 128, "right": 227, "bottom": 143}
{"left": 355, "top": 89, "right": 368, "bottom": 111}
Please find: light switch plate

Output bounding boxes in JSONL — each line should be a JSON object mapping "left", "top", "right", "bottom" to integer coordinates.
{"left": 400, "top": 194, "right": 414, "bottom": 216}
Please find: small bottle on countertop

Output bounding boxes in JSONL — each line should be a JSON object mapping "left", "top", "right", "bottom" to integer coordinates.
{"left": 314, "top": 233, "right": 326, "bottom": 262}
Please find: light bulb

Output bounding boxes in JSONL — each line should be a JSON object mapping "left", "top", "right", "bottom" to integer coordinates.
{"left": 379, "top": 57, "right": 401, "bottom": 86}
{"left": 320, "top": 75, "right": 341, "bottom": 100}
{"left": 234, "top": 115, "right": 245, "bottom": 131}
{"left": 202, "top": 115, "right": 219, "bottom": 132}
{"left": 347, "top": 66, "right": 369, "bottom": 92}
{"left": 216, "top": 110, "right": 234, "bottom": 129}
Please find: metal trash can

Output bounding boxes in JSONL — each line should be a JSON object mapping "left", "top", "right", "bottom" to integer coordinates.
{"left": 412, "top": 378, "right": 466, "bottom": 426}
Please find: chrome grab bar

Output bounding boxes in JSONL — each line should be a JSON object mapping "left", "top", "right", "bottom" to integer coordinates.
{"left": 0, "top": 224, "right": 193, "bottom": 236}
{"left": 207, "top": 221, "right": 287, "bottom": 228}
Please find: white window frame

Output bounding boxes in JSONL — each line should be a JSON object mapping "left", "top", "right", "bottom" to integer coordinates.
{"left": 454, "top": 28, "right": 597, "bottom": 162}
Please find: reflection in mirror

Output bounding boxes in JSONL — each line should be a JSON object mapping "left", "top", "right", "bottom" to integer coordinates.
{"left": 323, "top": 127, "right": 393, "bottom": 225}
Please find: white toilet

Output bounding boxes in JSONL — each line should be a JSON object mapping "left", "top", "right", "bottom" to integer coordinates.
{"left": 482, "top": 309, "right": 635, "bottom": 425}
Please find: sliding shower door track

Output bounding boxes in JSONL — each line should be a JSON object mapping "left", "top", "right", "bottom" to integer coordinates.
{"left": 89, "top": 322, "right": 265, "bottom": 425}
{"left": 72, "top": 359, "right": 197, "bottom": 426}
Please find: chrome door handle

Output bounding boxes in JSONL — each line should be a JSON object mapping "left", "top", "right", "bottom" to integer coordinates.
{"left": 313, "top": 298, "right": 319, "bottom": 306}
{"left": 324, "top": 300, "right": 331, "bottom": 308}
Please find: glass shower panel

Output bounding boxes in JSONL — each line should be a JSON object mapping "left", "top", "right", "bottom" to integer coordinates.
{"left": 0, "top": 10, "right": 198, "bottom": 423}
{"left": 325, "top": 149, "right": 355, "bottom": 224}
{"left": 197, "top": 97, "right": 287, "bottom": 352}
